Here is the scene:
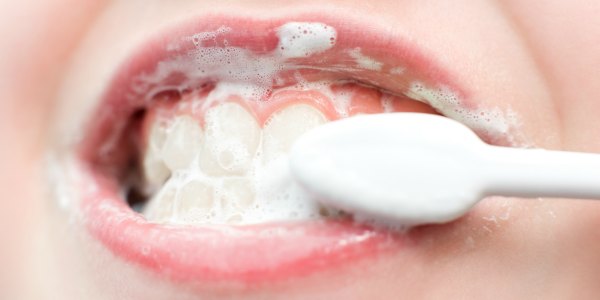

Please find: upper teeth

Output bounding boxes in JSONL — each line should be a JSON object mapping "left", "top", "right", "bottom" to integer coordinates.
{"left": 141, "top": 102, "right": 328, "bottom": 225}
{"left": 200, "top": 102, "right": 261, "bottom": 176}
{"left": 262, "top": 104, "right": 328, "bottom": 162}
{"left": 161, "top": 115, "right": 204, "bottom": 171}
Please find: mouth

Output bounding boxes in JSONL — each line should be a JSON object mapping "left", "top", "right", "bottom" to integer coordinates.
{"left": 71, "top": 14, "right": 520, "bottom": 284}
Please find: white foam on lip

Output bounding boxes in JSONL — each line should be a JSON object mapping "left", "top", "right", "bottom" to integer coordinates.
{"left": 45, "top": 154, "right": 79, "bottom": 212}
{"left": 187, "top": 26, "right": 231, "bottom": 46}
{"left": 380, "top": 94, "right": 395, "bottom": 113}
{"left": 134, "top": 22, "right": 338, "bottom": 104}
{"left": 389, "top": 66, "right": 405, "bottom": 75}
{"left": 276, "top": 22, "right": 337, "bottom": 58}
{"left": 405, "top": 81, "right": 527, "bottom": 146}
{"left": 347, "top": 48, "right": 383, "bottom": 71}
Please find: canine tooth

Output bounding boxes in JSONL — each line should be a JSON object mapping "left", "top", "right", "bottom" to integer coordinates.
{"left": 201, "top": 103, "right": 260, "bottom": 175}
{"left": 174, "top": 179, "right": 214, "bottom": 223}
{"left": 143, "top": 122, "right": 170, "bottom": 190}
{"left": 161, "top": 116, "right": 204, "bottom": 171}
{"left": 262, "top": 104, "right": 327, "bottom": 161}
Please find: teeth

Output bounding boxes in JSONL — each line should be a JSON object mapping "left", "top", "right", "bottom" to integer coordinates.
{"left": 262, "top": 104, "right": 328, "bottom": 161}
{"left": 221, "top": 177, "right": 255, "bottom": 209}
{"left": 143, "top": 182, "right": 176, "bottom": 223}
{"left": 200, "top": 103, "right": 260, "bottom": 175}
{"left": 174, "top": 179, "right": 214, "bottom": 224}
{"left": 142, "top": 122, "right": 170, "bottom": 191}
{"left": 218, "top": 177, "right": 255, "bottom": 224}
{"left": 161, "top": 116, "right": 204, "bottom": 171}
{"left": 141, "top": 102, "right": 333, "bottom": 226}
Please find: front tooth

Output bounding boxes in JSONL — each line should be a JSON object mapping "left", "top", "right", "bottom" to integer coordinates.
{"left": 161, "top": 115, "right": 204, "bottom": 171}
{"left": 142, "top": 122, "right": 170, "bottom": 191}
{"left": 200, "top": 103, "right": 260, "bottom": 175}
{"left": 262, "top": 104, "right": 328, "bottom": 161}
{"left": 173, "top": 179, "right": 214, "bottom": 224}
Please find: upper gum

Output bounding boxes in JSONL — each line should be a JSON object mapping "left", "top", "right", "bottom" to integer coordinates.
{"left": 142, "top": 81, "right": 391, "bottom": 139}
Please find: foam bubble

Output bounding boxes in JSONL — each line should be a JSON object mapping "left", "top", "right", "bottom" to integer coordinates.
{"left": 276, "top": 22, "right": 337, "bottom": 58}
{"left": 405, "top": 81, "right": 526, "bottom": 146}
{"left": 347, "top": 48, "right": 383, "bottom": 71}
{"left": 330, "top": 88, "right": 352, "bottom": 117}
{"left": 147, "top": 151, "right": 323, "bottom": 225}
{"left": 132, "top": 22, "right": 338, "bottom": 104}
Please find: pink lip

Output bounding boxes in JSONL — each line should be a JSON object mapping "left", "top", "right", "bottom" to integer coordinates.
{"left": 78, "top": 164, "right": 401, "bottom": 283}
{"left": 76, "top": 14, "right": 467, "bottom": 284}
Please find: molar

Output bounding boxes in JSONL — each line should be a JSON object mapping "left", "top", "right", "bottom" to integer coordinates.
{"left": 142, "top": 122, "right": 170, "bottom": 192}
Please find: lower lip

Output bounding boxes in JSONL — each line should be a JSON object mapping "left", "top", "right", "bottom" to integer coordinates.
{"left": 77, "top": 162, "right": 405, "bottom": 283}
{"left": 76, "top": 14, "right": 458, "bottom": 284}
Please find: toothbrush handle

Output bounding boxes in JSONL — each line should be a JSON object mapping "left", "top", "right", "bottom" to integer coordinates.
{"left": 480, "top": 145, "right": 600, "bottom": 200}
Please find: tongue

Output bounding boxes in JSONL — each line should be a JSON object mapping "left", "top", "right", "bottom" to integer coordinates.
{"left": 137, "top": 81, "right": 435, "bottom": 226}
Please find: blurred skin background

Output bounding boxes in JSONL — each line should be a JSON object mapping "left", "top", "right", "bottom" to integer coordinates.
{"left": 1, "top": 0, "right": 600, "bottom": 299}
{"left": 0, "top": 2, "right": 101, "bottom": 298}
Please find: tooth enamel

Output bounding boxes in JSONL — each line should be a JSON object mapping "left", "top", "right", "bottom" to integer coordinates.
{"left": 142, "top": 122, "right": 170, "bottom": 190}
{"left": 161, "top": 116, "right": 204, "bottom": 171}
{"left": 220, "top": 177, "right": 255, "bottom": 210}
{"left": 143, "top": 183, "right": 176, "bottom": 223}
{"left": 174, "top": 179, "right": 214, "bottom": 223}
{"left": 200, "top": 103, "right": 260, "bottom": 175}
{"left": 262, "top": 104, "right": 328, "bottom": 161}
{"left": 218, "top": 178, "right": 255, "bottom": 224}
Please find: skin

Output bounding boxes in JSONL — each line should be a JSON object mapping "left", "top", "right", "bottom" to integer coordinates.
{"left": 1, "top": 0, "right": 600, "bottom": 299}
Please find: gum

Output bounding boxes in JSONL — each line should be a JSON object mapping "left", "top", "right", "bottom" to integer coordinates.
{"left": 141, "top": 81, "right": 420, "bottom": 142}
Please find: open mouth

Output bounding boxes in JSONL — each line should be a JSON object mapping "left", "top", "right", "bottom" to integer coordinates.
{"left": 70, "top": 14, "right": 520, "bottom": 284}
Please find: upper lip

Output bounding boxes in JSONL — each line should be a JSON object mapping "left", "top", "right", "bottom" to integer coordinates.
{"left": 74, "top": 13, "right": 476, "bottom": 284}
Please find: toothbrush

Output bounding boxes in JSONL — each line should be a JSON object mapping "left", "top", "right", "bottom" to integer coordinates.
{"left": 289, "top": 113, "right": 600, "bottom": 227}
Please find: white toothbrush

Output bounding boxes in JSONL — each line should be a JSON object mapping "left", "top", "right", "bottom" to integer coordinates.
{"left": 289, "top": 113, "right": 600, "bottom": 227}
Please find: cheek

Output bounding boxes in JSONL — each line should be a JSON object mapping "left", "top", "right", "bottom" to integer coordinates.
{"left": 1, "top": 0, "right": 109, "bottom": 156}
{"left": 1, "top": 0, "right": 102, "bottom": 202}
{"left": 0, "top": 1, "right": 108, "bottom": 298}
